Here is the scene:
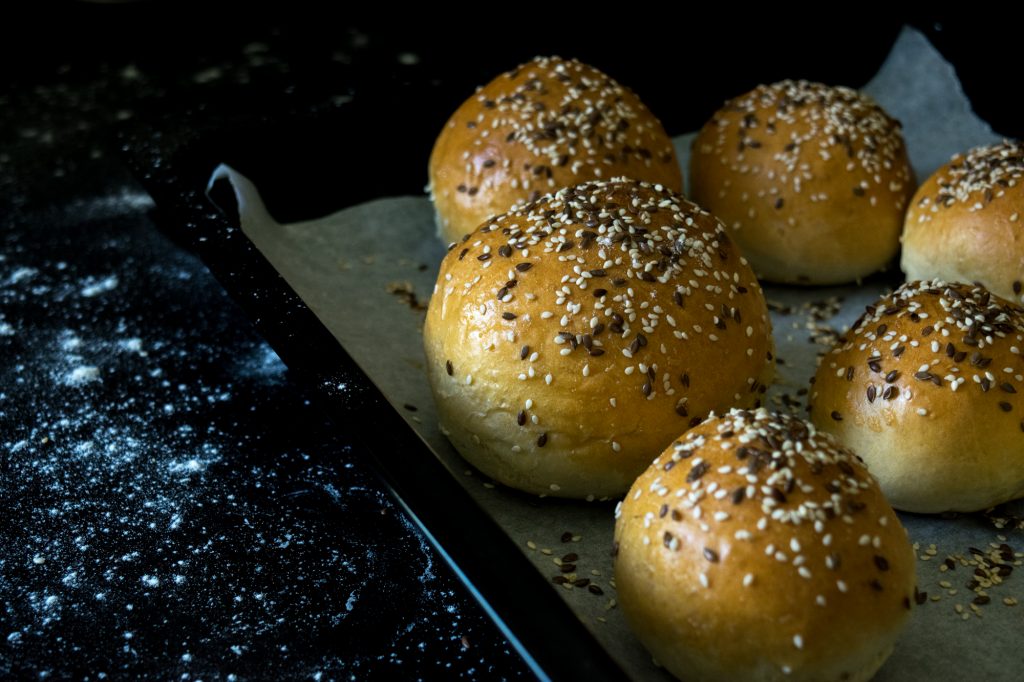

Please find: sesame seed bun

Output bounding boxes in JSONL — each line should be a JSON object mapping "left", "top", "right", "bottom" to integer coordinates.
{"left": 423, "top": 179, "right": 774, "bottom": 499}
{"left": 428, "top": 56, "right": 683, "bottom": 245}
{"left": 901, "top": 141, "right": 1024, "bottom": 303}
{"left": 613, "top": 408, "right": 915, "bottom": 682}
{"left": 809, "top": 280, "right": 1024, "bottom": 513}
{"left": 690, "top": 80, "right": 914, "bottom": 285}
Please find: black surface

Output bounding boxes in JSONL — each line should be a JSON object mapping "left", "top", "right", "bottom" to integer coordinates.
{"left": 3, "top": 7, "right": 1020, "bottom": 681}
{"left": 0, "top": 12, "right": 532, "bottom": 682}
{"left": 0, "top": 205, "right": 525, "bottom": 680}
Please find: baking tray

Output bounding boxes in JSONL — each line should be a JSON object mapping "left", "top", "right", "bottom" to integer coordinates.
{"left": 124, "top": 27, "right": 1024, "bottom": 681}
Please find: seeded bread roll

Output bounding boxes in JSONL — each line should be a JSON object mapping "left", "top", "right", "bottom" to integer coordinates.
{"left": 901, "top": 141, "right": 1024, "bottom": 303}
{"left": 614, "top": 408, "right": 915, "bottom": 682}
{"left": 428, "top": 56, "right": 683, "bottom": 245}
{"left": 423, "top": 179, "right": 774, "bottom": 499}
{"left": 809, "top": 280, "right": 1024, "bottom": 513}
{"left": 690, "top": 80, "right": 914, "bottom": 285}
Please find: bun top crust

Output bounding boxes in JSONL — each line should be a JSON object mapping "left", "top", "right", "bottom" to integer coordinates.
{"left": 429, "top": 56, "right": 683, "bottom": 244}
{"left": 426, "top": 178, "right": 774, "bottom": 498}
{"left": 690, "top": 80, "right": 914, "bottom": 284}
{"left": 909, "top": 141, "right": 1023, "bottom": 214}
{"left": 902, "top": 141, "right": 1024, "bottom": 302}
{"left": 614, "top": 408, "right": 915, "bottom": 681}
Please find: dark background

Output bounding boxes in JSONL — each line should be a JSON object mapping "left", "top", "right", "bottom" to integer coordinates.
{"left": 1, "top": 5, "right": 1017, "bottom": 680}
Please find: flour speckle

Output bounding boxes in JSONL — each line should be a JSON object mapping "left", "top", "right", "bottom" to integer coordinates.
{"left": 65, "top": 365, "right": 101, "bottom": 385}
{"left": 60, "top": 334, "right": 82, "bottom": 352}
{"left": 119, "top": 337, "right": 143, "bottom": 354}
{"left": 80, "top": 275, "right": 119, "bottom": 297}
{"left": 8, "top": 267, "right": 37, "bottom": 285}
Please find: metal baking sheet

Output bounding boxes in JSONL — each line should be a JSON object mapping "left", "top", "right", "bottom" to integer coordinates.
{"left": 212, "top": 27, "right": 1023, "bottom": 680}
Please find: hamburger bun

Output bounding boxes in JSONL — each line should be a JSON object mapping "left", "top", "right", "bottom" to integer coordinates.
{"left": 901, "top": 140, "right": 1024, "bottom": 302}
{"left": 428, "top": 56, "right": 683, "bottom": 245}
{"left": 690, "top": 80, "right": 914, "bottom": 285}
{"left": 614, "top": 408, "right": 916, "bottom": 681}
{"left": 423, "top": 178, "right": 773, "bottom": 499}
{"left": 809, "top": 280, "right": 1024, "bottom": 513}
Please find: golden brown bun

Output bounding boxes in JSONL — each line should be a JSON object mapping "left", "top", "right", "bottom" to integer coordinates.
{"left": 809, "top": 280, "right": 1024, "bottom": 513}
{"left": 428, "top": 56, "right": 683, "bottom": 245}
{"left": 901, "top": 141, "right": 1024, "bottom": 302}
{"left": 614, "top": 408, "right": 915, "bottom": 682}
{"left": 690, "top": 80, "right": 914, "bottom": 285}
{"left": 423, "top": 179, "right": 774, "bottom": 499}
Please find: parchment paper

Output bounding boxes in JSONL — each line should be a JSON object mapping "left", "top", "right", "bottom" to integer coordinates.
{"left": 211, "top": 27, "right": 1024, "bottom": 680}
